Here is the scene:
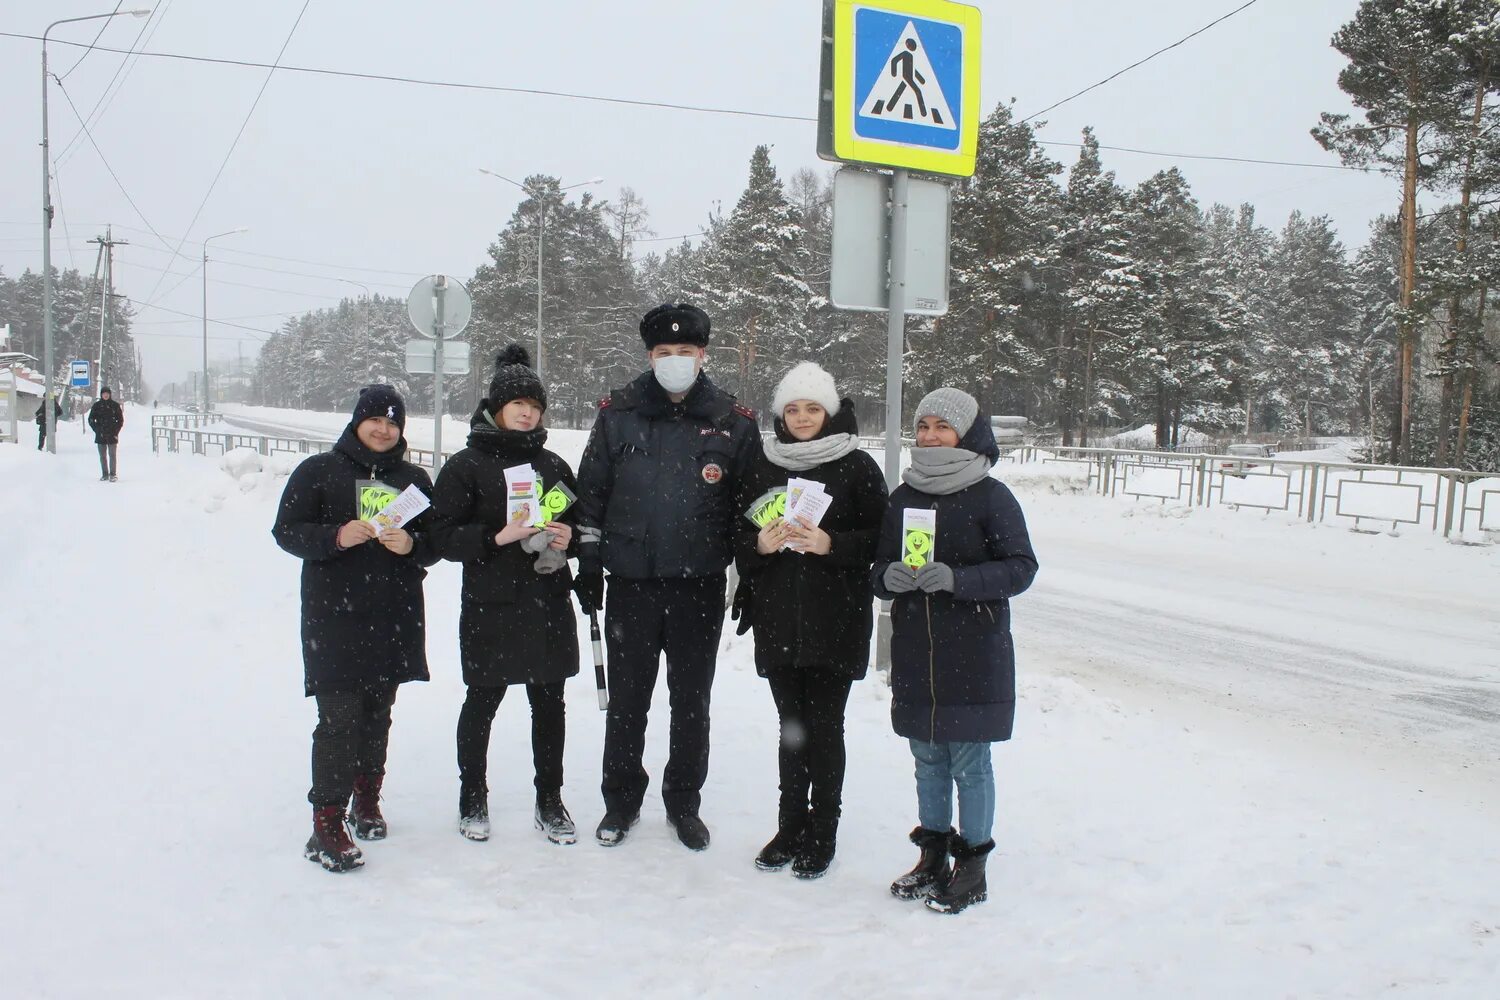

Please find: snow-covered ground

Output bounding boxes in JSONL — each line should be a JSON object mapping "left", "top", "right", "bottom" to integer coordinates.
{"left": 4, "top": 409, "right": 1498, "bottom": 998}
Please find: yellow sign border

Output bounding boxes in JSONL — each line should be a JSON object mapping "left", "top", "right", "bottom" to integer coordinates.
{"left": 831, "top": 0, "right": 981, "bottom": 177}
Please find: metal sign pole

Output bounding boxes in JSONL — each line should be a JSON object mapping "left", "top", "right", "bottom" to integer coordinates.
{"left": 883, "top": 168, "right": 911, "bottom": 489}
{"left": 433, "top": 278, "right": 446, "bottom": 474}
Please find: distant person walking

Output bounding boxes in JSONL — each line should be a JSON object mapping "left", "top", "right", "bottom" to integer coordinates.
{"left": 87, "top": 388, "right": 124, "bottom": 481}
{"left": 34, "top": 396, "right": 61, "bottom": 451}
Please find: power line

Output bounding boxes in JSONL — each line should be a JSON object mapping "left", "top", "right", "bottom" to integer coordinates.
{"left": 1036, "top": 139, "right": 1378, "bottom": 174}
{"left": 130, "top": 300, "right": 276, "bottom": 338}
{"left": 3, "top": 29, "right": 1372, "bottom": 176}
{"left": 57, "top": 1, "right": 122, "bottom": 79}
{"left": 2, "top": 31, "right": 816, "bottom": 125}
{"left": 51, "top": 77, "right": 192, "bottom": 262}
{"left": 139, "top": 0, "right": 312, "bottom": 308}
{"left": 1022, "top": 0, "right": 1263, "bottom": 124}
{"left": 123, "top": 242, "right": 414, "bottom": 290}
{"left": 56, "top": 0, "right": 171, "bottom": 165}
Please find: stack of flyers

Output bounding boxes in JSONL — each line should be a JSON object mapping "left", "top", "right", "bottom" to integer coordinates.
{"left": 505, "top": 464, "right": 543, "bottom": 527}
{"left": 366, "top": 483, "right": 431, "bottom": 531}
{"left": 784, "top": 477, "right": 832, "bottom": 529}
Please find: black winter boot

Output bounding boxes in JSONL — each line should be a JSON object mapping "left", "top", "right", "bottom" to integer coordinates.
{"left": 304, "top": 805, "right": 364, "bottom": 873}
{"left": 890, "top": 826, "right": 954, "bottom": 900}
{"left": 791, "top": 817, "right": 837, "bottom": 880}
{"left": 924, "top": 835, "right": 994, "bottom": 914}
{"left": 668, "top": 813, "right": 711, "bottom": 851}
{"left": 458, "top": 781, "right": 489, "bottom": 842}
{"left": 535, "top": 789, "right": 577, "bottom": 845}
{"left": 349, "top": 774, "right": 387, "bottom": 841}
{"left": 595, "top": 810, "right": 640, "bottom": 846}
{"left": 754, "top": 831, "right": 800, "bottom": 872}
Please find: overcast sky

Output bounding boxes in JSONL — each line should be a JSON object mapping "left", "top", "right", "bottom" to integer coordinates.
{"left": 0, "top": 0, "right": 1393, "bottom": 390}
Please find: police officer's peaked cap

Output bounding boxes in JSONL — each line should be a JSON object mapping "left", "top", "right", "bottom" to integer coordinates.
{"left": 640, "top": 302, "right": 711, "bottom": 349}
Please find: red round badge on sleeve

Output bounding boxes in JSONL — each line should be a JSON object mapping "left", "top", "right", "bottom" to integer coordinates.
{"left": 702, "top": 462, "right": 723, "bottom": 484}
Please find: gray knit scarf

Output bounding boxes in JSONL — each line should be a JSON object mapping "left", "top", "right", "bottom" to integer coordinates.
{"left": 762, "top": 432, "right": 860, "bottom": 472}
{"left": 902, "top": 446, "right": 992, "bottom": 495}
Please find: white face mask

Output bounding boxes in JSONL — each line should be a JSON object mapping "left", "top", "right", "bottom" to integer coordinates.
{"left": 653, "top": 354, "right": 699, "bottom": 394}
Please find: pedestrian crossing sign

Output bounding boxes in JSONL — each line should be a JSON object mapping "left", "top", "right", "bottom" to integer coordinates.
{"left": 827, "top": 0, "right": 981, "bottom": 177}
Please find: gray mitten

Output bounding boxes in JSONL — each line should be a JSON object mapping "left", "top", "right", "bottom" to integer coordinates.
{"left": 533, "top": 546, "right": 567, "bottom": 575}
{"left": 882, "top": 562, "right": 918, "bottom": 594}
{"left": 521, "top": 529, "right": 552, "bottom": 553}
{"left": 915, "top": 561, "right": 955, "bottom": 593}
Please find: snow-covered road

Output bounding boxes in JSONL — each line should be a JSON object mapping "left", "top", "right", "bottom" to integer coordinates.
{"left": 6, "top": 409, "right": 1497, "bottom": 998}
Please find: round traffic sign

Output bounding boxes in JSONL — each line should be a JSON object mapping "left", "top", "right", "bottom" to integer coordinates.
{"left": 407, "top": 275, "right": 473, "bottom": 338}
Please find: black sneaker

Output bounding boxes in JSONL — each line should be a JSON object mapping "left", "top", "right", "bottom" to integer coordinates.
{"left": 595, "top": 811, "right": 639, "bottom": 847}
{"left": 668, "top": 813, "right": 711, "bottom": 851}
{"left": 109, "top": 475, "right": 118, "bottom": 482}
{"left": 535, "top": 790, "right": 577, "bottom": 845}
{"left": 754, "top": 832, "right": 799, "bottom": 872}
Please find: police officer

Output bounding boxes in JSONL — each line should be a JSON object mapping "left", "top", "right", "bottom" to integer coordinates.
{"left": 574, "top": 303, "right": 762, "bottom": 851}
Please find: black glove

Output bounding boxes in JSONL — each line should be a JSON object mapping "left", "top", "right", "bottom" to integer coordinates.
{"left": 574, "top": 569, "right": 604, "bottom": 615}
{"left": 730, "top": 579, "right": 754, "bottom": 636}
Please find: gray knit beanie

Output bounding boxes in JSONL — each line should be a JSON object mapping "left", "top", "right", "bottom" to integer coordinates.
{"left": 913, "top": 387, "right": 979, "bottom": 437}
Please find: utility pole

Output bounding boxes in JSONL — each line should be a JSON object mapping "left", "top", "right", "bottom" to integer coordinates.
{"left": 86, "top": 227, "right": 128, "bottom": 398}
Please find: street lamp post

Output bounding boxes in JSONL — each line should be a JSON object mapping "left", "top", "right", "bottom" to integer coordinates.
{"left": 478, "top": 169, "right": 602, "bottom": 385}
{"left": 202, "top": 227, "right": 248, "bottom": 414}
{"left": 333, "top": 277, "right": 372, "bottom": 343}
{"left": 41, "top": 8, "right": 152, "bottom": 454}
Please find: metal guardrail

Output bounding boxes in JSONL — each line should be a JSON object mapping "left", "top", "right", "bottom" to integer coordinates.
{"left": 1007, "top": 445, "right": 1500, "bottom": 538}
{"left": 151, "top": 417, "right": 1498, "bottom": 539}
{"left": 149, "top": 416, "right": 451, "bottom": 470}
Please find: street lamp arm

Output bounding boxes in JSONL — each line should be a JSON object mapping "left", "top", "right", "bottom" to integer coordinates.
{"left": 45, "top": 9, "right": 152, "bottom": 41}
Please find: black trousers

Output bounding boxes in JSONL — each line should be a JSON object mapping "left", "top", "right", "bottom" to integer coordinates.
{"left": 308, "top": 685, "right": 398, "bottom": 807}
{"left": 456, "top": 681, "right": 565, "bottom": 793}
{"left": 37, "top": 424, "right": 45, "bottom": 450}
{"left": 601, "top": 574, "right": 725, "bottom": 820}
{"left": 96, "top": 443, "right": 118, "bottom": 477}
{"left": 766, "top": 669, "right": 854, "bottom": 845}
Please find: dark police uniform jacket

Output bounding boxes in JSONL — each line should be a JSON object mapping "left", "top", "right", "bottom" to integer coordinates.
{"left": 576, "top": 370, "right": 761, "bottom": 581}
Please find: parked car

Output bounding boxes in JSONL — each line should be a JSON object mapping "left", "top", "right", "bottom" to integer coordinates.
{"left": 1220, "top": 443, "right": 1274, "bottom": 475}
{"left": 182, "top": 404, "right": 199, "bottom": 414}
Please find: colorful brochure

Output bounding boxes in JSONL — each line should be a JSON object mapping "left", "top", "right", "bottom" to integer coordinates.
{"left": 505, "top": 464, "right": 543, "bottom": 527}
{"left": 366, "top": 483, "right": 430, "bottom": 532}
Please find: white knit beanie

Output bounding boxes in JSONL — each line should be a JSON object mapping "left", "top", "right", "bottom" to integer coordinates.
{"left": 771, "top": 361, "right": 841, "bottom": 417}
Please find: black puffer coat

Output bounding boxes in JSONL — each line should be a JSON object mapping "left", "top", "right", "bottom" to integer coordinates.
{"left": 87, "top": 397, "right": 124, "bottom": 444}
{"left": 732, "top": 403, "right": 888, "bottom": 679}
{"left": 271, "top": 425, "right": 439, "bottom": 696}
{"left": 872, "top": 417, "right": 1039, "bottom": 743}
{"left": 427, "top": 406, "right": 580, "bottom": 688}
{"left": 576, "top": 370, "right": 762, "bottom": 581}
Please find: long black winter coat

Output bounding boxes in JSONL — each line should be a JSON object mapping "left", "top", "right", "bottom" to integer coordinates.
{"left": 87, "top": 398, "right": 123, "bottom": 444}
{"left": 576, "top": 370, "right": 762, "bottom": 581}
{"left": 272, "top": 425, "right": 440, "bottom": 696}
{"left": 427, "top": 408, "right": 580, "bottom": 688}
{"left": 35, "top": 399, "right": 61, "bottom": 425}
{"left": 732, "top": 404, "right": 888, "bottom": 679}
{"left": 872, "top": 418, "right": 1039, "bottom": 743}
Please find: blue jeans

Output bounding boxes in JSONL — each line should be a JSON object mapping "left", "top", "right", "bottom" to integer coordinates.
{"left": 909, "top": 739, "right": 995, "bottom": 846}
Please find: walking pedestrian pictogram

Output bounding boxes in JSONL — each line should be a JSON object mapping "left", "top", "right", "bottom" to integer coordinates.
{"left": 859, "top": 23, "right": 956, "bottom": 129}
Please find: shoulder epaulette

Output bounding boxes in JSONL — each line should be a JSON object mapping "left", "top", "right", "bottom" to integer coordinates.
{"left": 597, "top": 396, "right": 612, "bottom": 409}
{"left": 733, "top": 403, "right": 757, "bottom": 421}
